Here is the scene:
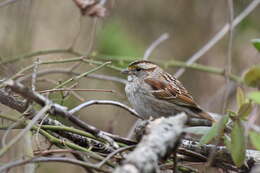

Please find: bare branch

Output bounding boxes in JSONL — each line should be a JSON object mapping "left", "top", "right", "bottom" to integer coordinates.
{"left": 175, "top": 0, "right": 260, "bottom": 78}
{"left": 180, "top": 139, "right": 259, "bottom": 171}
{"left": 0, "top": 104, "right": 51, "bottom": 157}
{"left": 3, "top": 80, "right": 135, "bottom": 145}
{"left": 18, "top": 69, "right": 126, "bottom": 84}
{"left": 73, "top": 0, "right": 107, "bottom": 17}
{"left": 69, "top": 100, "right": 141, "bottom": 119}
{"left": 38, "top": 88, "right": 115, "bottom": 94}
{"left": 54, "top": 61, "right": 111, "bottom": 89}
{"left": 31, "top": 58, "right": 39, "bottom": 92}
{"left": 0, "top": 156, "right": 109, "bottom": 173}
{"left": 97, "top": 145, "right": 135, "bottom": 168}
{"left": 0, "top": 0, "right": 20, "bottom": 8}
{"left": 41, "top": 118, "right": 115, "bottom": 153}
{"left": 143, "top": 33, "right": 169, "bottom": 60}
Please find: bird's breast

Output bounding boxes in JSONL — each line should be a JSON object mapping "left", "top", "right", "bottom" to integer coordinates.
{"left": 125, "top": 80, "right": 179, "bottom": 119}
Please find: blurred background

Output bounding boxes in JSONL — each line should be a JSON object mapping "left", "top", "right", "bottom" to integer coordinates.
{"left": 0, "top": 0, "right": 259, "bottom": 172}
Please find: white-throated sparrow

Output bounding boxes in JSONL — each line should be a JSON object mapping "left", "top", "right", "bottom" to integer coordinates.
{"left": 122, "top": 60, "right": 215, "bottom": 122}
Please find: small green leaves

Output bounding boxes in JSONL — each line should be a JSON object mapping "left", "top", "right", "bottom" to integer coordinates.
{"left": 249, "top": 131, "right": 260, "bottom": 150}
{"left": 236, "top": 88, "right": 252, "bottom": 119}
{"left": 199, "top": 115, "right": 229, "bottom": 145}
{"left": 199, "top": 122, "right": 218, "bottom": 145}
{"left": 243, "top": 66, "right": 260, "bottom": 88}
{"left": 251, "top": 39, "right": 260, "bottom": 52}
{"left": 248, "top": 91, "right": 260, "bottom": 104}
{"left": 236, "top": 87, "right": 245, "bottom": 107}
{"left": 237, "top": 102, "right": 253, "bottom": 120}
{"left": 230, "top": 120, "right": 246, "bottom": 167}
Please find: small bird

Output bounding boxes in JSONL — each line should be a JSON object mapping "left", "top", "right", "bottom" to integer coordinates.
{"left": 122, "top": 60, "right": 214, "bottom": 122}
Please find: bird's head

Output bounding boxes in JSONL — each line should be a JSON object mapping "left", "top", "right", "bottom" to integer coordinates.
{"left": 121, "top": 60, "right": 159, "bottom": 79}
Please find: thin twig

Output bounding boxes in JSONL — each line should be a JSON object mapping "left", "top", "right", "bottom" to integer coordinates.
{"left": 18, "top": 69, "right": 127, "bottom": 84}
{"left": 0, "top": 0, "right": 20, "bottom": 8}
{"left": 85, "top": 17, "right": 98, "bottom": 54}
{"left": 165, "top": 60, "right": 242, "bottom": 83}
{"left": 1, "top": 116, "right": 24, "bottom": 147}
{"left": 174, "top": 0, "right": 260, "bottom": 78}
{"left": 38, "top": 88, "right": 115, "bottom": 94}
{"left": 97, "top": 145, "right": 135, "bottom": 168}
{"left": 1, "top": 48, "right": 80, "bottom": 65}
{"left": 69, "top": 15, "right": 83, "bottom": 49}
{"left": 54, "top": 61, "right": 111, "bottom": 89}
{"left": 143, "top": 33, "right": 169, "bottom": 60}
{"left": 69, "top": 99, "right": 141, "bottom": 119}
{"left": 221, "top": 0, "right": 234, "bottom": 113}
{"left": 4, "top": 80, "right": 136, "bottom": 145}
{"left": 34, "top": 149, "right": 80, "bottom": 156}
{"left": 208, "top": 0, "right": 234, "bottom": 167}
{"left": 0, "top": 104, "right": 51, "bottom": 157}
{"left": 91, "top": 55, "right": 242, "bottom": 83}
{"left": 0, "top": 157, "right": 110, "bottom": 173}
{"left": 32, "top": 58, "right": 39, "bottom": 92}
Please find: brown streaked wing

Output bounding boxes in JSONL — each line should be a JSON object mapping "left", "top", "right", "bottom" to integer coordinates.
{"left": 144, "top": 77, "right": 198, "bottom": 107}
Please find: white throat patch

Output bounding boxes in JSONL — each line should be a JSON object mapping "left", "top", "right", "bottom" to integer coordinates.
{"left": 127, "top": 75, "right": 133, "bottom": 82}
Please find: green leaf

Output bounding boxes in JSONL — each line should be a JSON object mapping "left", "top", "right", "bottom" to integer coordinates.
{"left": 251, "top": 39, "right": 260, "bottom": 52}
{"left": 248, "top": 91, "right": 260, "bottom": 104}
{"left": 199, "top": 115, "right": 229, "bottom": 145}
{"left": 199, "top": 123, "right": 218, "bottom": 145}
{"left": 237, "top": 102, "right": 253, "bottom": 120}
{"left": 243, "top": 66, "right": 260, "bottom": 88}
{"left": 249, "top": 131, "right": 260, "bottom": 150}
{"left": 230, "top": 120, "right": 246, "bottom": 167}
{"left": 236, "top": 87, "right": 245, "bottom": 107}
{"left": 227, "top": 110, "right": 237, "bottom": 117}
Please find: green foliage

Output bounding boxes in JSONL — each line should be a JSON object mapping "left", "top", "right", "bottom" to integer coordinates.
{"left": 251, "top": 39, "right": 260, "bottom": 52}
{"left": 199, "top": 88, "right": 253, "bottom": 167}
{"left": 97, "top": 21, "right": 143, "bottom": 59}
{"left": 236, "top": 87, "right": 245, "bottom": 108}
{"left": 236, "top": 88, "right": 252, "bottom": 120}
{"left": 248, "top": 91, "right": 260, "bottom": 104}
{"left": 237, "top": 102, "right": 252, "bottom": 120}
{"left": 243, "top": 66, "right": 260, "bottom": 88}
{"left": 249, "top": 131, "right": 260, "bottom": 150}
{"left": 230, "top": 120, "right": 246, "bottom": 167}
{"left": 199, "top": 115, "right": 229, "bottom": 145}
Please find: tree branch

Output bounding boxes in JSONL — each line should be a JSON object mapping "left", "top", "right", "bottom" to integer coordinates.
{"left": 114, "top": 113, "right": 188, "bottom": 173}
{"left": 3, "top": 80, "right": 135, "bottom": 146}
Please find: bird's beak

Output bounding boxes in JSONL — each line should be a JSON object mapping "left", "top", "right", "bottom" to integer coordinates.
{"left": 121, "top": 69, "right": 130, "bottom": 74}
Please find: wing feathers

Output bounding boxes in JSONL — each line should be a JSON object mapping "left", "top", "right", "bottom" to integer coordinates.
{"left": 144, "top": 76, "right": 214, "bottom": 121}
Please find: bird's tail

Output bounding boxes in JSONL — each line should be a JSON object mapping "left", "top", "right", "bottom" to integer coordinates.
{"left": 189, "top": 106, "right": 216, "bottom": 123}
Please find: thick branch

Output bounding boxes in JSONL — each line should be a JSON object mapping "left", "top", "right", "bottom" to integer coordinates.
{"left": 114, "top": 113, "right": 188, "bottom": 173}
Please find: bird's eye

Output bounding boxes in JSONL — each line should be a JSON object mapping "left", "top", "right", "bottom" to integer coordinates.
{"left": 136, "top": 68, "right": 142, "bottom": 71}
